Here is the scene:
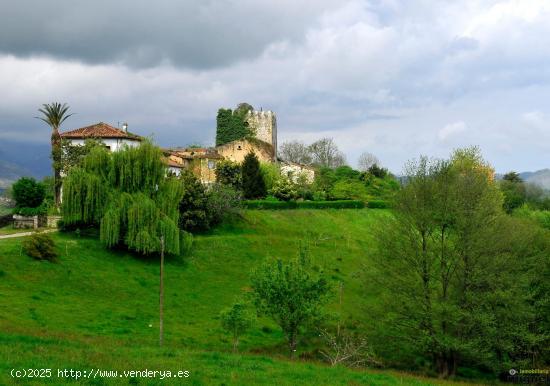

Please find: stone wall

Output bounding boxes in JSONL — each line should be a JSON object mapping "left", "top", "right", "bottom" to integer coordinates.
{"left": 46, "top": 215, "right": 62, "bottom": 228}
{"left": 216, "top": 139, "right": 275, "bottom": 164}
{"left": 13, "top": 215, "right": 46, "bottom": 229}
{"left": 245, "top": 110, "right": 277, "bottom": 158}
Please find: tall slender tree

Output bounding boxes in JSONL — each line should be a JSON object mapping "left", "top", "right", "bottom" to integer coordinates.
{"left": 242, "top": 152, "right": 266, "bottom": 199}
{"left": 36, "top": 103, "right": 74, "bottom": 207}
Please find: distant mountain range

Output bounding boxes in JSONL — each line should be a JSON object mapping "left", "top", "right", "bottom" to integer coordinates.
{"left": 519, "top": 169, "right": 550, "bottom": 190}
{"left": 0, "top": 140, "right": 50, "bottom": 188}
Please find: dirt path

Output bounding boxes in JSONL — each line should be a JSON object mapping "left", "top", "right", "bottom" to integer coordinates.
{"left": 0, "top": 229, "right": 57, "bottom": 240}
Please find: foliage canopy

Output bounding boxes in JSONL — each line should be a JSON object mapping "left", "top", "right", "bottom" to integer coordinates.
{"left": 12, "top": 177, "right": 45, "bottom": 209}
{"left": 62, "top": 142, "right": 184, "bottom": 255}
{"left": 251, "top": 246, "right": 331, "bottom": 357}
{"left": 215, "top": 104, "right": 254, "bottom": 146}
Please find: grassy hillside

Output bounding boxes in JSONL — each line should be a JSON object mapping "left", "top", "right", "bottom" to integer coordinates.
{"left": 0, "top": 210, "right": 482, "bottom": 385}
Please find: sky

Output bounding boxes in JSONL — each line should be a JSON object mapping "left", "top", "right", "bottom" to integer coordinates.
{"left": 0, "top": 0, "right": 549, "bottom": 174}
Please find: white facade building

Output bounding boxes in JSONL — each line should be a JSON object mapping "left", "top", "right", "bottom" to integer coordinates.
{"left": 60, "top": 122, "right": 142, "bottom": 152}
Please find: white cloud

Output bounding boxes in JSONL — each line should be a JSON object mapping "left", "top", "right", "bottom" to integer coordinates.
{"left": 0, "top": 0, "right": 550, "bottom": 173}
{"left": 438, "top": 121, "right": 467, "bottom": 142}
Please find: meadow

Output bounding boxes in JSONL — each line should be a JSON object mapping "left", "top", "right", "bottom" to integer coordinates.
{"left": 0, "top": 209, "right": 488, "bottom": 385}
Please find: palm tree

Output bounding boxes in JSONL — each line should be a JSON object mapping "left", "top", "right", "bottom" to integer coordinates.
{"left": 36, "top": 103, "right": 74, "bottom": 207}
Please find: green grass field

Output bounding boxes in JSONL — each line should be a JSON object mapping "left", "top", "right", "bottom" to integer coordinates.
{"left": 0, "top": 209, "right": 486, "bottom": 385}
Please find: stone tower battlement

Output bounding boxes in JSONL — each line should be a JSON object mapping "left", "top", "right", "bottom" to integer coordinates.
{"left": 245, "top": 110, "right": 277, "bottom": 159}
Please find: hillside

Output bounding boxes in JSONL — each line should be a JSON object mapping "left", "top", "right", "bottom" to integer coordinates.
{"left": 0, "top": 140, "right": 51, "bottom": 187}
{"left": 0, "top": 209, "right": 483, "bottom": 385}
{"left": 0, "top": 160, "right": 33, "bottom": 188}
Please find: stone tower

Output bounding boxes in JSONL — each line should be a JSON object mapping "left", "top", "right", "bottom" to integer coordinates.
{"left": 245, "top": 110, "right": 277, "bottom": 159}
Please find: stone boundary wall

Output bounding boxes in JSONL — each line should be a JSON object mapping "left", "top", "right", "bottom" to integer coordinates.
{"left": 13, "top": 215, "right": 46, "bottom": 229}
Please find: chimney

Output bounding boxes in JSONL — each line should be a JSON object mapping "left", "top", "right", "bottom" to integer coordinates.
{"left": 122, "top": 122, "right": 128, "bottom": 132}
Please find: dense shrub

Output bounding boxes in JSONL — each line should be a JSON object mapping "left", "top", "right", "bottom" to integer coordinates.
{"left": 269, "top": 178, "right": 298, "bottom": 201}
{"left": 243, "top": 200, "right": 364, "bottom": 210}
{"left": 15, "top": 204, "right": 47, "bottom": 216}
{"left": 514, "top": 206, "right": 550, "bottom": 230}
{"left": 367, "top": 200, "right": 390, "bottom": 209}
{"left": 0, "top": 214, "right": 12, "bottom": 228}
{"left": 178, "top": 170, "right": 210, "bottom": 232}
{"left": 178, "top": 169, "right": 242, "bottom": 233}
{"left": 330, "top": 180, "right": 369, "bottom": 201}
{"left": 242, "top": 152, "right": 266, "bottom": 199}
{"left": 215, "top": 160, "right": 242, "bottom": 188}
{"left": 260, "top": 162, "right": 281, "bottom": 191}
{"left": 367, "top": 164, "right": 388, "bottom": 178}
{"left": 12, "top": 177, "right": 45, "bottom": 209}
{"left": 22, "top": 233, "right": 57, "bottom": 262}
{"left": 206, "top": 184, "right": 242, "bottom": 226}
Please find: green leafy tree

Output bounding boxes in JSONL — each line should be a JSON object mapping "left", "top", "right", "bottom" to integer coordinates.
{"left": 368, "top": 148, "right": 545, "bottom": 377}
{"left": 36, "top": 102, "right": 74, "bottom": 207}
{"left": 62, "top": 142, "right": 184, "bottom": 255}
{"left": 242, "top": 152, "right": 266, "bottom": 199}
{"left": 178, "top": 169, "right": 210, "bottom": 232}
{"left": 12, "top": 177, "right": 45, "bottom": 209}
{"left": 503, "top": 171, "right": 523, "bottom": 183}
{"left": 251, "top": 247, "right": 331, "bottom": 358}
{"left": 220, "top": 301, "right": 255, "bottom": 352}
{"left": 215, "top": 160, "right": 242, "bottom": 188}
{"left": 500, "top": 171, "right": 526, "bottom": 213}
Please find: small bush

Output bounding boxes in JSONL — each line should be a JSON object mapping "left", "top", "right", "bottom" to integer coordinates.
{"left": 243, "top": 200, "right": 364, "bottom": 210}
{"left": 269, "top": 178, "right": 298, "bottom": 201}
{"left": 179, "top": 231, "right": 194, "bottom": 256}
{"left": 22, "top": 233, "right": 58, "bottom": 262}
{"left": 367, "top": 200, "right": 390, "bottom": 209}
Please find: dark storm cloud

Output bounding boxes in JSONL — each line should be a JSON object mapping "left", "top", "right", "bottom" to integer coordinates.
{"left": 0, "top": 0, "right": 337, "bottom": 69}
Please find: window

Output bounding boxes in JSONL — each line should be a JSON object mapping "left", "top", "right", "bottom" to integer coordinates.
{"left": 208, "top": 160, "right": 216, "bottom": 169}
{"left": 237, "top": 145, "right": 242, "bottom": 150}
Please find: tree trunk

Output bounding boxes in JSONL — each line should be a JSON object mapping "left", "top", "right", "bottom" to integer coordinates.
{"left": 233, "top": 335, "right": 239, "bottom": 353}
{"left": 289, "top": 330, "right": 297, "bottom": 359}
{"left": 51, "top": 128, "right": 62, "bottom": 208}
{"left": 159, "top": 236, "right": 165, "bottom": 347}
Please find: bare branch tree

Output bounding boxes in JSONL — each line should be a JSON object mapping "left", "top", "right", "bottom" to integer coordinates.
{"left": 308, "top": 138, "right": 346, "bottom": 168}
{"left": 279, "top": 140, "right": 312, "bottom": 165}
{"left": 319, "top": 328, "right": 380, "bottom": 368}
{"left": 358, "top": 152, "right": 379, "bottom": 172}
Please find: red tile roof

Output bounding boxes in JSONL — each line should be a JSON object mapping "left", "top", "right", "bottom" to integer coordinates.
{"left": 60, "top": 122, "right": 142, "bottom": 140}
{"left": 166, "top": 158, "right": 185, "bottom": 168}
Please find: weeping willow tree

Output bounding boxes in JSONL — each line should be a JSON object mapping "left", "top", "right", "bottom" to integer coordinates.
{"left": 62, "top": 141, "right": 183, "bottom": 255}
